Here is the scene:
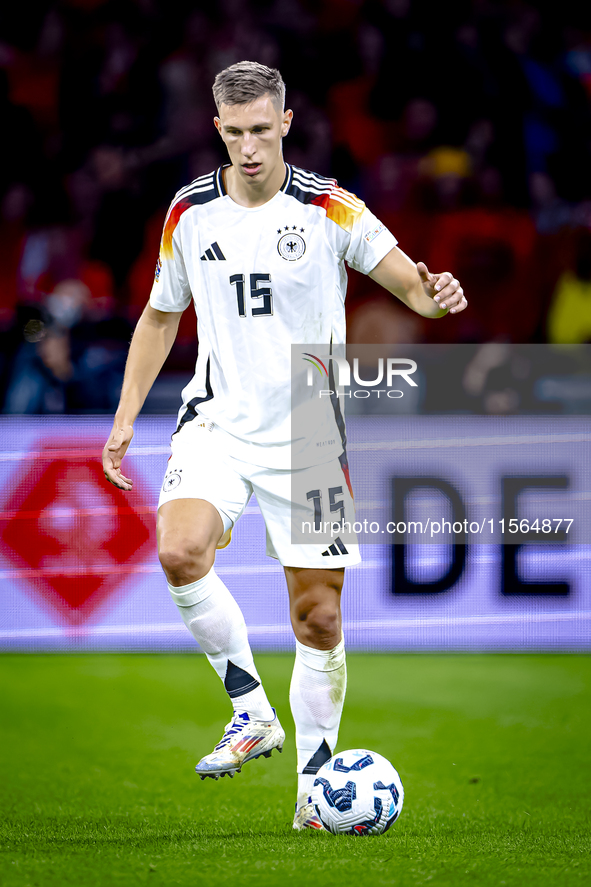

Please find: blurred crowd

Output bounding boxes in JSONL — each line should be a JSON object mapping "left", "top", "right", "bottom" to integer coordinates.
{"left": 1, "top": 0, "right": 591, "bottom": 413}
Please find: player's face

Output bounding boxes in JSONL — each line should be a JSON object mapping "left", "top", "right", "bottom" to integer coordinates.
{"left": 214, "top": 96, "right": 292, "bottom": 187}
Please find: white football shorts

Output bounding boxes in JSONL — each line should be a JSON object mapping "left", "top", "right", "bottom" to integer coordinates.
{"left": 158, "top": 418, "right": 361, "bottom": 569}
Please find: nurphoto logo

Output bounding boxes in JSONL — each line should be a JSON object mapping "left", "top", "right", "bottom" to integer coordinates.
{"left": 303, "top": 353, "right": 418, "bottom": 400}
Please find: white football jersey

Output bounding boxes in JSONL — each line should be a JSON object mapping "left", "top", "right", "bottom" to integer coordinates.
{"left": 149, "top": 163, "right": 397, "bottom": 468}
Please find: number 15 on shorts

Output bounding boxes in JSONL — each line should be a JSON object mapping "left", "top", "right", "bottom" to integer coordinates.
{"left": 290, "top": 456, "right": 358, "bottom": 546}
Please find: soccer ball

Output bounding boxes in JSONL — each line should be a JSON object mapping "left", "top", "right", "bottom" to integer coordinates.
{"left": 311, "top": 749, "right": 404, "bottom": 836}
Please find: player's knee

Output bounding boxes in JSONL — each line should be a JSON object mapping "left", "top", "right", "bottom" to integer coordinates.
{"left": 299, "top": 601, "right": 341, "bottom": 648}
{"left": 158, "top": 539, "right": 214, "bottom": 584}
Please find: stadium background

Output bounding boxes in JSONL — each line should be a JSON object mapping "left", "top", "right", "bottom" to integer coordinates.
{"left": 0, "top": 0, "right": 590, "bottom": 652}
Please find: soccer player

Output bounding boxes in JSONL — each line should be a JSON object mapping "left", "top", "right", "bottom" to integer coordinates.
{"left": 102, "top": 61, "right": 466, "bottom": 831}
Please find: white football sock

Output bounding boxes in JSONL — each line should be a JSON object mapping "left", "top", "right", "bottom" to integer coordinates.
{"left": 290, "top": 637, "right": 347, "bottom": 808}
{"left": 168, "top": 567, "right": 274, "bottom": 722}
{"left": 296, "top": 773, "right": 316, "bottom": 810}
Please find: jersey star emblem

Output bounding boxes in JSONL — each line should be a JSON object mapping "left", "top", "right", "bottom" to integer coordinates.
{"left": 277, "top": 224, "right": 305, "bottom": 240}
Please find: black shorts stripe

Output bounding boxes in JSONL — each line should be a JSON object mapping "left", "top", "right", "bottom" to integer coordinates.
{"left": 177, "top": 358, "right": 214, "bottom": 431}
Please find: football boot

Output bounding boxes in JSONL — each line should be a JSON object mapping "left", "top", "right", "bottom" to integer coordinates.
{"left": 196, "top": 709, "right": 284, "bottom": 779}
{"left": 292, "top": 796, "right": 325, "bottom": 831}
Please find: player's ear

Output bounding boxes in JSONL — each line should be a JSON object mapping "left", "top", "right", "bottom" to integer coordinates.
{"left": 281, "top": 109, "right": 293, "bottom": 137}
{"left": 214, "top": 116, "right": 223, "bottom": 137}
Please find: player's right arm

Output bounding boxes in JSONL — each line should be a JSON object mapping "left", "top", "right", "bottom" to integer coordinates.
{"left": 102, "top": 304, "right": 183, "bottom": 490}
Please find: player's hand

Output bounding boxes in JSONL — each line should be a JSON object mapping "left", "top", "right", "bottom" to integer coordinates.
{"left": 417, "top": 262, "right": 467, "bottom": 314}
{"left": 102, "top": 424, "right": 134, "bottom": 491}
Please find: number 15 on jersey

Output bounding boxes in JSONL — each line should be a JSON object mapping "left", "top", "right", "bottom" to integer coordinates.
{"left": 230, "top": 273, "right": 273, "bottom": 317}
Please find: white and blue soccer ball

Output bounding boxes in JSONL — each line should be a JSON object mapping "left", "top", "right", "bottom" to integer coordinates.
{"left": 312, "top": 749, "right": 404, "bottom": 836}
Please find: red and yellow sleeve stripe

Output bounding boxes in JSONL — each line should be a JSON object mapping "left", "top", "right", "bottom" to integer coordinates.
{"left": 312, "top": 186, "right": 365, "bottom": 232}
{"left": 160, "top": 196, "right": 194, "bottom": 261}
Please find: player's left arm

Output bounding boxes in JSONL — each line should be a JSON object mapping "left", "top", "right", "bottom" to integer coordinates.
{"left": 369, "top": 246, "right": 467, "bottom": 319}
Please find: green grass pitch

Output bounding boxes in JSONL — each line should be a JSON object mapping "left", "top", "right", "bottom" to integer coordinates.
{"left": 1, "top": 653, "right": 590, "bottom": 887}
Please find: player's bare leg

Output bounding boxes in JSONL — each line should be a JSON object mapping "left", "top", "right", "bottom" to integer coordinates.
{"left": 285, "top": 566, "right": 346, "bottom": 829}
{"left": 158, "top": 498, "right": 283, "bottom": 778}
{"left": 158, "top": 498, "right": 223, "bottom": 586}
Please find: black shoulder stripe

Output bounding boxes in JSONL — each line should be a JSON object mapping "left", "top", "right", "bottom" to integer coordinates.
{"left": 173, "top": 186, "right": 218, "bottom": 210}
{"left": 174, "top": 173, "right": 215, "bottom": 199}
{"left": 285, "top": 165, "right": 336, "bottom": 205}
{"left": 170, "top": 168, "right": 224, "bottom": 212}
{"left": 284, "top": 180, "right": 323, "bottom": 205}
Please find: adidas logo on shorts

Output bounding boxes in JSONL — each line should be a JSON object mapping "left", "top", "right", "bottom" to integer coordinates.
{"left": 321, "top": 536, "right": 349, "bottom": 557}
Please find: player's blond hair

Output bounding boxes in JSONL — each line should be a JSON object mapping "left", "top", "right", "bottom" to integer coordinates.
{"left": 212, "top": 61, "right": 285, "bottom": 112}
